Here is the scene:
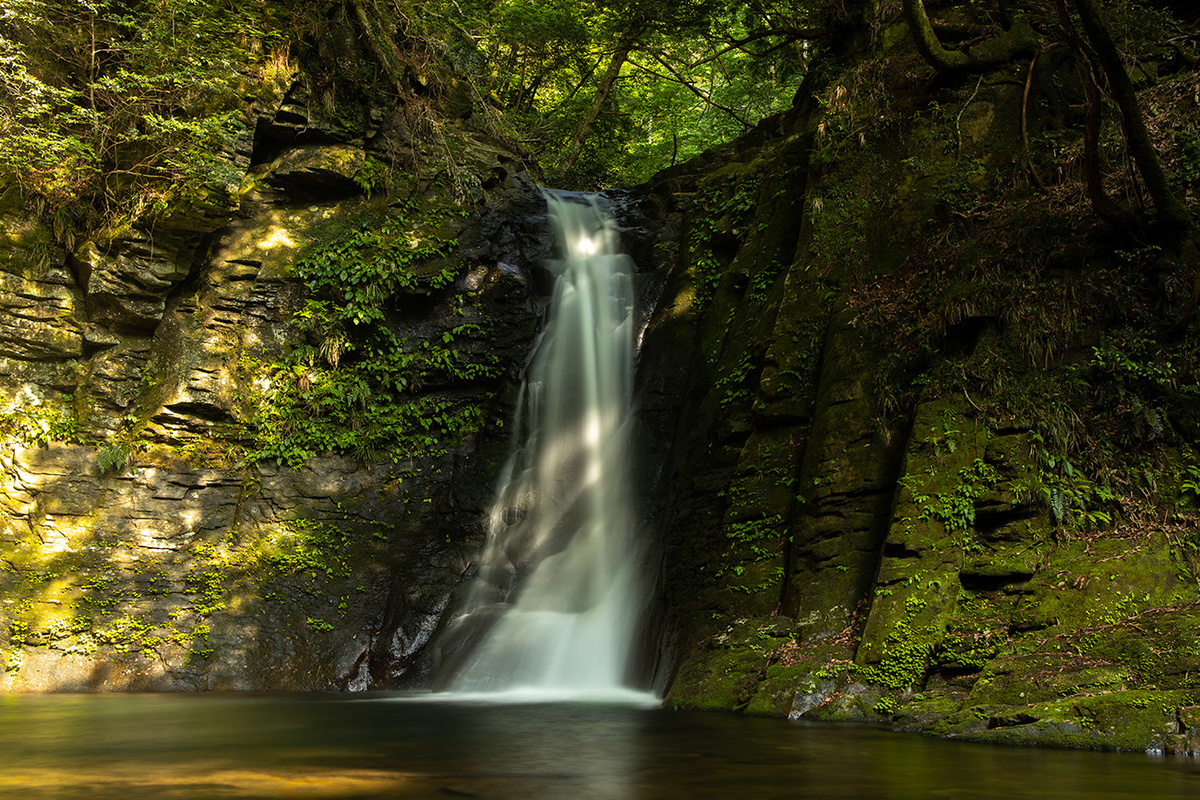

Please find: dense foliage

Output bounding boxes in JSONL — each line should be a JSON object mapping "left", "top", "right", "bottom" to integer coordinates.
{"left": 3, "top": 0, "right": 1198, "bottom": 203}
{"left": 425, "top": 0, "right": 820, "bottom": 185}
{"left": 3, "top": 0, "right": 1199, "bottom": 474}
{"left": 0, "top": 0, "right": 832, "bottom": 217}
{"left": 248, "top": 202, "right": 501, "bottom": 466}
{"left": 0, "top": 0, "right": 289, "bottom": 239}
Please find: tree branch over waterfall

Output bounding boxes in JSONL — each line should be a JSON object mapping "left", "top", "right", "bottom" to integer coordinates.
{"left": 628, "top": 51, "right": 754, "bottom": 130}
{"left": 556, "top": 21, "right": 647, "bottom": 177}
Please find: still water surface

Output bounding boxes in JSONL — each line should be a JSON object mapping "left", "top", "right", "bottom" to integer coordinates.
{"left": 0, "top": 693, "right": 1197, "bottom": 798}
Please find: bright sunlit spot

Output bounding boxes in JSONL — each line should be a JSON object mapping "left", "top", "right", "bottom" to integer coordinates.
{"left": 258, "top": 226, "right": 296, "bottom": 250}
{"left": 583, "top": 409, "right": 602, "bottom": 446}
{"left": 575, "top": 236, "right": 596, "bottom": 257}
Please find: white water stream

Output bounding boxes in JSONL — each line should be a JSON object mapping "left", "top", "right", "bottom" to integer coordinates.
{"left": 438, "top": 191, "right": 647, "bottom": 698}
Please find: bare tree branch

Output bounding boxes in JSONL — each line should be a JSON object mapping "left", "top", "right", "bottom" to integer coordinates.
{"left": 688, "top": 27, "right": 830, "bottom": 69}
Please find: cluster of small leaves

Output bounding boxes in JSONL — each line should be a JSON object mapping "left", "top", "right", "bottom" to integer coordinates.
{"left": 0, "top": 395, "right": 82, "bottom": 446}
{"left": 185, "top": 520, "right": 354, "bottom": 617}
{"left": 715, "top": 352, "right": 758, "bottom": 410}
{"left": 0, "top": 0, "right": 284, "bottom": 232}
{"left": 907, "top": 459, "right": 1000, "bottom": 533}
{"left": 855, "top": 595, "right": 934, "bottom": 691}
{"left": 715, "top": 471, "right": 786, "bottom": 592}
{"left": 688, "top": 181, "right": 763, "bottom": 312}
{"left": 725, "top": 514, "right": 784, "bottom": 560}
{"left": 992, "top": 325, "right": 1200, "bottom": 528}
{"left": 1010, "top": 429, "right": 1117, "bottom": 530}
{"left": 294, "top": 207, "right": 458, "bottom": 329}
{"left": 258, "top": 519, "right": 353, "bottom": 581}
{"left": 1078, "top": 327, "right": 1193, "bottom": 446}
{"left": 687, "top": 200, "right": 724, "bottom": 310}
{"left": 250, "top": 206, "right": 499, "bottom": 466}
{"left": 254, "top": 386, "right": 492, "bottom": 467}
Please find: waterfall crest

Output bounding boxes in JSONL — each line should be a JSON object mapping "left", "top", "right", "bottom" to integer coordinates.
{"left": 435, "top": 191, "right": 648, "bottom": 699}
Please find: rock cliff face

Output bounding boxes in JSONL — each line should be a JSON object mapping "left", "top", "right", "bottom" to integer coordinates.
{"left": 630, "top": 19, "right": 1200, "bottom": 751}
{"left": 0, "top": 58, "right": 550, "bottom": 690}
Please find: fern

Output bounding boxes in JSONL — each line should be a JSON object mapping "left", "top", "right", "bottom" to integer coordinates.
{"left": 97, "top": 443, "right": 131, "bottom": 473}
{"left": 1049, "top": 488, "right": 1065, "bottom": 524}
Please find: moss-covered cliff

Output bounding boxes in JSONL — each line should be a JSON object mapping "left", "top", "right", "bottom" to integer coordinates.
{"left": 0, "top": 7, "right": 554, "bottom": 690}
{"left": 633, "top": 3, "right": 1200, "bottom": 753}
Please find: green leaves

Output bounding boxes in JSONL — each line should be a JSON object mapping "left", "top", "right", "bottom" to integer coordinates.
{"left": 293, "top": 206, "right": 458, "bottom": 330}
{"left": 417, "top": 0, "right": 808, "bottom": 186}
{"left": 907, "top": 459, "right": 1000, "bottom": 534}
{"left": 0, "top": 0, "right": 280, "bottom": 228}
{"left": 247, "top": 203, "right": 503, "bottom": 466}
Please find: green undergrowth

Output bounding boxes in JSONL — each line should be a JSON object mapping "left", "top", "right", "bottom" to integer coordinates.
{"left": 0, "top": 0, "right": 290, "bottom": 242}
{"left": 247, "top": 201, "right": 501, "bottom": 466}
{"left": 856, "top": 595, "right": 937, "bottom": 692}
{"left": 685, "top": 174, "right": 766, "bottom": 313}
{"left": 1, "top": 516, "right": 376, "bottom": 675}
{"left": 904, "top": 457, "right": 1000, "bottom": 534}
{"left": 0, "top": 395, "right": 83, "bottom": 447}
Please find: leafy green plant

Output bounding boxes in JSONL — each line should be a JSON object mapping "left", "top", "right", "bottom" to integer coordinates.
{"left": 1179, "top": 466, "right": 1200, "bottom": 499}
{"left": 0, "top": 0, "right": 284, "bottom": 234}
{"left": 724, "top": 514, "right": 784, "bottom": 561}
{"left": 1175, "top": 129, "right": 1200, "bottom": 185}
{"left": 246, "top": 204, "right": 503, "bottom": 466}
{"left": 0, "top": 396, "right": 82, "bottom": 446}
{"left": 1008, "top": 430, "right": 1116, "bottom": 530}
{"left": 856, "top": 595, "right": 934, "bottom": 690}
{"left": 354, "top": 155, "right": 389, "bottom": 197}
{"left": 715, "top": 352, "right": 758, "bottom": 411}
{"left": 1081, "top": 329, "right": 1186, "bottom": 445}
{"left": 97, "top": 442, "right": 133, "bottom": 473}
{"left": 923, "top": 414, "right": 962, "bottom": 457}
{"left": 293, "top": 207, "right": 459, "bottom": 328}
{"left": 907, "top": 459, "right": 999, "bottom": 533}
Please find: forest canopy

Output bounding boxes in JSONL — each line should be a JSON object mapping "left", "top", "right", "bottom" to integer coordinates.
{"left": 0, "top": 0, "right": 1197, "bottom": 228}
{"left": 424, "top": 0, "right": 819, "bottom": 185}
{"left": 0, "top": 0, "right": 826, "bottom": 225}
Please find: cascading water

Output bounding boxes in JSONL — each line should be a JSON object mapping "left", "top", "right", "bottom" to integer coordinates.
{"left": 434, "top": 191, "right": 649, "bottom": 700}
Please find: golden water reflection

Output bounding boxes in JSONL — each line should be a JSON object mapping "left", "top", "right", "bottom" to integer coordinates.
{"left": 0, "top": 693, "right": 1198, "bottom": 799}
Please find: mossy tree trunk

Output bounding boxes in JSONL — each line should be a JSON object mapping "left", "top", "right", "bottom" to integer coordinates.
{"left": 902, "top": 0, "right": 1039, "bottom": 72}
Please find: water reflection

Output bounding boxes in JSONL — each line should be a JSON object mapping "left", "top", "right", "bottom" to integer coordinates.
{"left": 0, "top": 694, "right": 1196, "bottom": 798}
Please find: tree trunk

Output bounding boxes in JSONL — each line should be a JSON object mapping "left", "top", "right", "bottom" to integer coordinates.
{"left": 557, "top": 23, "right": 645, "bottom": 177}
{"left": 903, "top": 0, "right": 1038, "bottom": 72}
{"left": 1053, "top": 0, "right": 1133, "bottom": 224}
{"left": 1071, "top": 0, "right": 1191, "bottom": 237}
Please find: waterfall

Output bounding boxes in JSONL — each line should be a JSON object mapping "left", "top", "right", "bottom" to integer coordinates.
{"left": 434, "top": 191, "right": 648, "bottom": 699}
